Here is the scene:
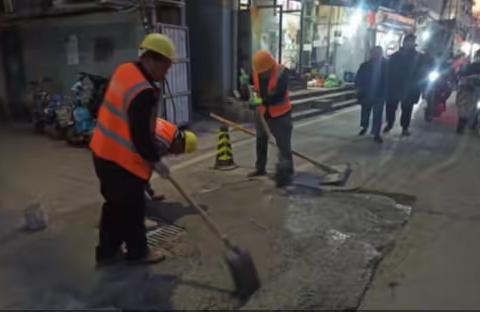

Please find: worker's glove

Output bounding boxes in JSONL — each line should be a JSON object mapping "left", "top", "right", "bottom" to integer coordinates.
{"left": 155, "top": 159, "right": 170, "bottom": 179}
{"left": 249, "top": 96, "right": 262, "bottom": 109}
{"left": 248, "top": 88, "right": 262, "bottom": 108}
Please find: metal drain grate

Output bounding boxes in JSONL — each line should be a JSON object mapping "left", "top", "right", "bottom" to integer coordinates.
{"left": 146, "top": 221, "right": 185, "bottom": 248}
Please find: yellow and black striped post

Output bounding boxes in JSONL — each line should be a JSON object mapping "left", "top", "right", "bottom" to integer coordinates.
{"left": 214, "top": 125, "right": 238, "bottom": 170}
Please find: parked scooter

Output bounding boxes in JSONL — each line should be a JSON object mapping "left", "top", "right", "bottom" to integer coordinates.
{"left": 78, "top": 72, "right": 108, "bottom": 117}
{"left": 43, "top": 94, "right": 74, "bottom": 140}
{"left": 64, "top": 73, "right": 98, "bottom": 146}
{"left": 65, "top": 105, "right": 95, "bottom": 146}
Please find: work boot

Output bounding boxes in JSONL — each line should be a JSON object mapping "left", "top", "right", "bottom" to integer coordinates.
{"left": 402, "top": 129, "right": 411, "bottom": 136}
{"left": 358, "top": 128, "right": 367, "bottom": 136}
{"left": 274, "top": 162, "right": 293, "bottom": 188}
{"left": 247, "top": 169, "right": 267, "bottom": 178}
{"left": 383, "top": 124, "right": 393, "bottom": 133}
{"left": 373, "top": 136, "right": 383, "bottom": 144}
{"left": 127, "top": 250, "right": 165, "bottom": 265}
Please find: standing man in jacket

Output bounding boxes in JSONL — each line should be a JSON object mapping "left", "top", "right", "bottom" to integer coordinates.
{"left": 248, "top": 50, "right": 293, "bottom": 187}
{"left": 384, "top": 34, "right": 427, "bottom": 136}
{"left": 90, "top": 33, "right": 197, "bottom": 266}
{"left": 355, "top": 46, "right": 388, "bottom": 143}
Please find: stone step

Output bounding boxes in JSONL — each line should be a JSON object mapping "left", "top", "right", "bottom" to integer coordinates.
{"left": 292, "top": 98, "right": 358, "bottom": 121}
{"left": 290, "top": 84, "right": 355, "bottom": 101}
{"left": 292, "top": 90, "right": 357, "bottom": 112}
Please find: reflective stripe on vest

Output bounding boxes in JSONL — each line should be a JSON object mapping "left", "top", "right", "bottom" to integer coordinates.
{"left": 154, "top": 117, "right": 178, "bottom": 149}
{"left": 90, "top": 62, "right": 155, "bottom": 180}
{"left": 253, "top": 64, "right": 292, "bottom": 118}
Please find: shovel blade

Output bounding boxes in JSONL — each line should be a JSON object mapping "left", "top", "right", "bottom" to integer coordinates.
{"left": 318, "top": 165, "right": 352, "bottom": 186}
{"left": 225, "top": 247, "right": 260, "bottom": 301}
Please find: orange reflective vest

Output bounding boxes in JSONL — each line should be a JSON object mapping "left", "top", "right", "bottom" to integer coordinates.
{"left": 253, "top": 64, "right": 292, "bottom": 118}
{"left": 90, "top": 62, "right": 156, "bottom": 180}
{"left": 154, "top": 117, "right": 178, "bottom": 149}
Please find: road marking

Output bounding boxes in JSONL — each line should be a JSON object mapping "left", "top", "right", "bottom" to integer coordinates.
{"left": 151, "top": 106, "right": 359, "bottom": 180}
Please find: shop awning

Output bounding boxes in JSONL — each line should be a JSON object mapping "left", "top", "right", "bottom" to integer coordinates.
{"left": 376, "top": 10, "right": 415, "bottom": 31}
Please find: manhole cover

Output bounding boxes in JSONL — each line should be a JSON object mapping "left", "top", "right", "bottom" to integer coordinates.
{"left": 147, "top": 221, "right": 185, "bottom": 248}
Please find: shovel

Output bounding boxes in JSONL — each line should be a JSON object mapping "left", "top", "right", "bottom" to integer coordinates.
{"left": 210, "top": 113, "right": 352, "bottom": 186}
{"left": 165, "top": 174, "right": 260, "bottom": 300}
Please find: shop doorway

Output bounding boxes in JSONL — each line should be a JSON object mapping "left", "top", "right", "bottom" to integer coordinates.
{"left": 281, "top": 10, "right": 301, "bottom": 71}
{"left": 2, "top": 27, "right": 27, "bottom": 120}
{"left": 251, "top": 5, "right": 283, "bottom": 61}
{"left": 251, "top": 5, "right": 302, "bottom": 74}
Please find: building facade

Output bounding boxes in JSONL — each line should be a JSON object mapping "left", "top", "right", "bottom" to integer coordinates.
{"left": 0, "top": 0, "right": 191, "bottom": 124}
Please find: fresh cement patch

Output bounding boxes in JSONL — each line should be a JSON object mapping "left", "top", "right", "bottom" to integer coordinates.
{"left": 240, "top": 188, "right": 411, "bottom": 310}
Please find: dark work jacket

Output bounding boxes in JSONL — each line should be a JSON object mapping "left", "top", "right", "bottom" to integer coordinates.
{"left": 250, "top": 69, "right": 289, "bottom": 118}
{"left": 387, "top": 48, "right": 427, "bottom": 101}
{"left": 355, "top": 58, "right": 387, "bottom": 102}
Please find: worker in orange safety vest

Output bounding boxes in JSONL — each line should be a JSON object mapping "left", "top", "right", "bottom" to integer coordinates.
{"left": 90, "top": 33, "right": 197, "bottom": 267}
{"left": 248, "top": 50, "right": 294, "bottom": 187}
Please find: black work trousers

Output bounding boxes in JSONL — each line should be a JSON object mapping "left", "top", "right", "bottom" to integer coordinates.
{"left": 255, "top": 112, "right": 294, "bottom": 174}
{"left": 386, "top": 95, "right": 419, "bottom": 130}
{"left": 93, "top": 156, "right": 148, "bottom": 261}
{"left": 360, "top": 97, "right": 385, "bottom": 137}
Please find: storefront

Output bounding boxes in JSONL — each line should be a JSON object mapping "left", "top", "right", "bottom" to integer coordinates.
{"left": 242, "top": 0, "right": 369, "bottom": 78}
{"left": 247, "top": 0, "right": 303, "bottom": 72}
{"left": 239, "top": 0, "right": 416, "bottom": 88}
{"left": 299, "top": 4, "right": 372, "bottom": 82}
{"left": 374, "top": 10, "right": 415, "bottom": 57}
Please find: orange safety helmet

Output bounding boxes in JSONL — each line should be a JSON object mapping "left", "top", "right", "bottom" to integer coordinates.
{"left": 253, "top": 50, "right": 277, "bottom": 74}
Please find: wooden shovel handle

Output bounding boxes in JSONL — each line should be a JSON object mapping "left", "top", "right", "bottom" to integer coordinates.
{"left": 166, "top": 175, "right": 231, "bottom": 246}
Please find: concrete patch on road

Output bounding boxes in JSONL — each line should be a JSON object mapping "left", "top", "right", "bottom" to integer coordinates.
{"left": 159, "top": 180, "right": 410, "bottom": 310}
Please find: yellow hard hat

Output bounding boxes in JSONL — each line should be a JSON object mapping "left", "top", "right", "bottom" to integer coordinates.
{"left": 140, "top": 33, "right": 176, "bottom": 61}
{"left": 184, "top": 131, "right": 198, "bottom": 153}
{"left": 253, "top": 50, "right": 277, "bottom": 74}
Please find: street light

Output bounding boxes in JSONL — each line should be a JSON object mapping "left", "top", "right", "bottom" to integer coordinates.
{"left": 344, "top": 9, "right": 363, "bottom": 38}
{"left": 385, "top": 31, "right": 395, "bottom": 42}
{"left": 461, "top": 41, "right": 472, "bottom": 54}
{"left": 422, "top": 30, "right": 431, "bottom": 41}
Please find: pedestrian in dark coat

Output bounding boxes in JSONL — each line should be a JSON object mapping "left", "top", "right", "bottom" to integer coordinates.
{"left": 355, "top": 46, "right": 388, "bottom": 143}
{"left": 384, "top": 34, "right": 428, "bottom": 136}
{"left": 456, "top": 50, "right": 480, "bottom": 134}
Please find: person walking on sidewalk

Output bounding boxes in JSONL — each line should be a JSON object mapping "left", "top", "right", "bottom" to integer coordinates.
{"left": 247, "top": 50, "right": 294, "bottom": 187}
{"left": 384, "top": 34, "right": 427, "bottom": 136}
{"left": 456, "top": 50, "right": 480, "bottom": 134}
{"left": 355, "top": 46, "right": 388, "bottom": 143}
{"left": 90, "top": 33, "right": 196, "bottom": 266}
